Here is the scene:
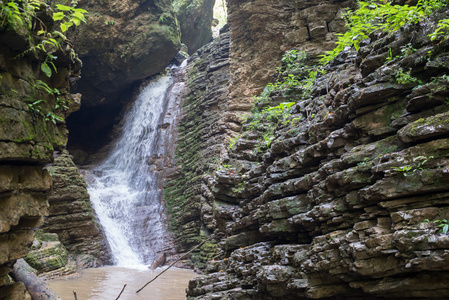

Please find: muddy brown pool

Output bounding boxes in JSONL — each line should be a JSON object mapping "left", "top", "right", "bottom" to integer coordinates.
{"left": 48, "top": 266, "right": 197, "bottom": 300}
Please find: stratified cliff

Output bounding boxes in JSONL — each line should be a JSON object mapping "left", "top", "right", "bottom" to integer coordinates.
{"left": 164, "top": 26, "right": 230, "bottom": 265}
{"left": 186, "top": 5, "right": 449, "bottom": 300}
{"left": 0, "top": 2, "right": 82, "bottom": 297}
{"left": 0, "top": 1, "right": 110, "bottom": 295}
{"left": 165, "top": 0, "right": 356, "bottom": 268}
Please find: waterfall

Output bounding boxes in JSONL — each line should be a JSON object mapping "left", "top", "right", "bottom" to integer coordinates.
{"left": 87, "top": 69, "right": 178, "bottom": 267}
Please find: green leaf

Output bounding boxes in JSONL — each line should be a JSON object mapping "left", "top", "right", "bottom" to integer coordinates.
{"left": 55, "top": 4, "right": 73, "bottom": 11}
{"left": 74, "top": 8, "right": 88, "bottom": 14}
{"left": 73, "top": 11, "right": 86, "bottom": 22}
{"left": 72, "top": 17, "right": 81, "bottom": 26}
{"left": 60, "top": 22, "right": 72, "bottom": 32}
{"left": 41, "top": 63, "right": 52, "bottom": 77}
{"left": 53, "top": 12, "right": 64, "bottom": 21}
{"left": 49, "top": 62, "right": 58, "bottom": 74}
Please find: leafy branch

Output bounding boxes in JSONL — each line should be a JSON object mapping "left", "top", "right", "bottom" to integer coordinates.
{"left": 320, "top": 0, "right": 448, "bottom": 65}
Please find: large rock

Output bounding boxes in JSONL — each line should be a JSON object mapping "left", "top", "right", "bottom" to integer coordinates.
{"left": 164, "top": 27, "right": 230, "bottom": 262}
{"left": 174, "top": 0, "right": 215, "bottom": 54}
{"left": 74, "top": 0, "right": 181, "bottom": 108}
{"left": 226, "top": 0, "right": 356, "bottom": 113}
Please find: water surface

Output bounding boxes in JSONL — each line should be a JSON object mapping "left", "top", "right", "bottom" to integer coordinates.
{"left": 48, "top": 266, "right": 196, "bottom": 300}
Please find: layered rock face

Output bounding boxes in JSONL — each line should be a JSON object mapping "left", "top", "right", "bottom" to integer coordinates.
{"left": 164, "top": 27, "right": 230, "bottom": 262}
{"left": 41, "top": 150, "right": 111, "bottom": 266}
{"left": 0, "top": 3, "right": 81, "bottom": 297}
{"left": 165, "top": 0, "right": 356, "bottom": 267}
{"left": 226, "top": 0, "right": 355, "bottom": 113}
{"left": 187, "top": 9, "right": 449, "bottom": 300}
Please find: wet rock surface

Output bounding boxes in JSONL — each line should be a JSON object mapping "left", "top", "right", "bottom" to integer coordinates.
{"left": 65, "top": 0, "right": 180, "bottom": 155}
{"left": 186, "top": 8, "right": 449, "bottom": 300}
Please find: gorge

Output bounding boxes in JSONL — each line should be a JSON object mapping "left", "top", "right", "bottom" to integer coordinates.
{"left": 1, "top": 0, "right": 449, "bottom": 299}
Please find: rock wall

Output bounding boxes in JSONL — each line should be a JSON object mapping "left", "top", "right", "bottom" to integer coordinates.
{"left": 74, "top": 0, "right": 180, "bottom": 108}
{"left": 165, "top": 0, "right": 356, "bottom": 267}
{"left": 187, "top": 8, "right": 449, "bottom": 299}
{"left": 66, "top": 0, "right": 181, "bottom": 154}
{"left": 0, "top": 3, "right": 82, "bottom": 298}
{"left": 225, "top": 0, "right": 355, "bottom": 114}
{"left": 41, "top": 150, "right": 111, "bottom": 267}
{"left": 174, "top": 0, "right": 215, "bottom": 54}
{"left": 164, "top": 26, "right": 230, "bottom": 265}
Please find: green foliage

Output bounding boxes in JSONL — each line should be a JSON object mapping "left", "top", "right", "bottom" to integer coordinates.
{"left": 430, "top": 18, "right": 449, "bottom": 40}
{"left": 2, "top": 1, "right": 87, "bottom": 78}
{"left": 228, "top": 134, "right": 241, "bottom": 149}
{"left": 391, "top": 155, "right": 434, "bottom": 176}
{"left": 104, "top": 19, "right": 115, "bottom": 25}
{"left": 52, "top": 4, "right": 87, "bottom": 32}
{"left": 424, "top": 219, "right": 449, "bottom": 234}
{"left": 278, "top": 49, "right": 307, "bottom": 73}
{"left": 0, "top": 0, "right": 41, "bottom": 31}
{"left": 29, "top": 80, "right": 69, "bottom": 124}
{"left": 243, "top": 102, "right": 295, "bottom": 149}
{"left": 320, "top": 0, "right": 448, "bottom": 65}
{"left": 269, "top": 50, "right": 325, "bottom": 100}
{"left": 233, "top": 180, "right": 247, "bottom": 194}
{"left": 394, "top": 68, "right": 419, "bottom": 85}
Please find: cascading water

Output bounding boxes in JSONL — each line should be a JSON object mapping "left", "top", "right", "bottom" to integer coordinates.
{"left": 87, "top": 70, "right": 178, "bottom": 267}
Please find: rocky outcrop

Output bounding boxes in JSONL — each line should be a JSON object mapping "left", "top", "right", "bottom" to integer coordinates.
{"left": 187, "top": 8, "right": 449, "bottom": 299}
{"left": 0, "top": 3, "right": 81, "bottom": 298}
{"left": 74, "top": 0, "right": 180, "bottom": 108}
{"left": 40, "top": 150, "right": 111, "bottom": 268}
{"left": 226, "top": 0, "right": 355, "bottom": 114}
{"left": 174, "top": 0, "right": 215, "bottom": 54}
{"left": 66, "top": 0, "right": 181, "bottom": 154}
{"left": 165, "top": 0, "right": 356, "bottom": 268}
{"left": 164, "top": 26, "right": 230, "bottom": 266}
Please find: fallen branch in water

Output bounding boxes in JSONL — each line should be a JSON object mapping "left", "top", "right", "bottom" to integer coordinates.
{"left": 135, "top": 235, "right": 216, "bottom": 294}
{"left": 116, "top": 284, "right": 127, "bottom": 300}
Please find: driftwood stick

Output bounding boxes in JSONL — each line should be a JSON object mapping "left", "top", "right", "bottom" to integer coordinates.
{"left": 116, "top": 284, "right": 127, "bottom": 300}
{"left": 73, "top": 291, "right": 78, "bottom": 300}
{"left": 135, "top": 235, "right": 215, "bottom": 294}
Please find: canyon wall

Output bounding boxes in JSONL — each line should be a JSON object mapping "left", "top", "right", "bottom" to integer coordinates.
{"left": 0, "top": 3, "right": 80, "bottom": 297}
{"left": 164, "top": 26, "right": 231, "bottom": 267}
{"left": 166, "top": 0, "right": 356, "bottom": 268}
{"left": 67, "top": 0, "right": 216, "bottom": 157}
{"left": 225, "top": 0, "right": 355, "bottom": 116}
{"left": 186, "top": 6, "right": 449, "bottom": 299}
{"left": 175, "top": 0, "right": 215, "bottom": 54}
{"left": 0, "top": 2, "right": 109, "bottom": 296}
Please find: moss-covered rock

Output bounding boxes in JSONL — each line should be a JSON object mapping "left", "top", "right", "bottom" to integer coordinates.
{"left": 73, "top": 0, "right": 181, "bottom": 108}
